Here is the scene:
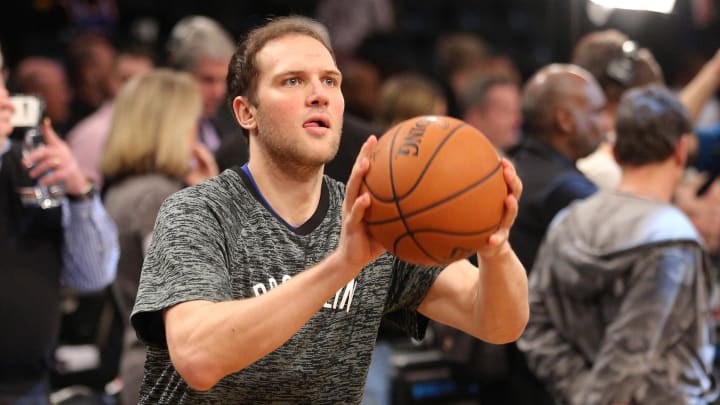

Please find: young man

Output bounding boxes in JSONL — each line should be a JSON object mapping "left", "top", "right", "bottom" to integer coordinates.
{"left": 131, "top": 16, "right": 528, "bottom": 403}
{"left": 518, "top": 85, "right": 718, "bottom": 404}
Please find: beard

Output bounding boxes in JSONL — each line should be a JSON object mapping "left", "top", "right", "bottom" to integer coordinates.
{"left": 254, "top": 110, "right": 342, "bottom": 178}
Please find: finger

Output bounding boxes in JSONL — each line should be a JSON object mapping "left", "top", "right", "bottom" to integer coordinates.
{"left": 41, "top": 119, "right": 62, "bottom": 146}
{"left": 36, "top": 166, "right": 68, "bottom": 186}
{"left": 499, "top": 191, "right": 519, "bottom": 230}
{"left": 344, "top": 136, "right": 377, "bottom": 210}
{"left": 28, "top": 157, "right": 59, "bottom": 179}
{"left": 347, "top": 192, "right": 372, "bottom": 226}
{"left": 502, "top": 158, "right": 522, "bottom": 200}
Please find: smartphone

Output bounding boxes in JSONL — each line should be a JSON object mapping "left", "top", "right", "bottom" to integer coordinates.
{"left": 9, "top": 94, "right": 45, "bottom": 128}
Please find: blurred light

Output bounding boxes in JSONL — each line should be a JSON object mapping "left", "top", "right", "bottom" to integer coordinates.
{"left": 588, "top": 0, "right": 676, "bottom": 14}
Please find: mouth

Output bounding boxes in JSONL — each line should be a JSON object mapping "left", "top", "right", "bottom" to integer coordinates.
{"left": 303, "top": 115, "right": 331, "bottom": 130}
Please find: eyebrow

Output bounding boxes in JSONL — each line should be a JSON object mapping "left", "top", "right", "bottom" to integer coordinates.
{"left": 277, "top": 69, "right": 342, "bottom": 79}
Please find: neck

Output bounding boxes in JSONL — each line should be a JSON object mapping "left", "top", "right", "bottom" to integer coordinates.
{"left": 617, "top": 161, "right": 679, "bottom": 202}
{"left": 246, "top": 155, "right": 324, "bottom": 227}
{"left": 535, "top": 132, "right": 578, "bottom": 162}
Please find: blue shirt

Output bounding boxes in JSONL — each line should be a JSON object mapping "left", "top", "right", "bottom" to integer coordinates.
{"left": 0, "top": 140, "right": 118, "bottom": 291}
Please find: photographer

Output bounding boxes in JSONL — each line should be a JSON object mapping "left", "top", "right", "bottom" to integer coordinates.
{"left": 0, "top": 46, "right": 118, "bottom": 403}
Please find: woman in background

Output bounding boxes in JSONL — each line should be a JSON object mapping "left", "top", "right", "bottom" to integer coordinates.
{"left": 101, "top": 69, "right": 218, "bottom": 405}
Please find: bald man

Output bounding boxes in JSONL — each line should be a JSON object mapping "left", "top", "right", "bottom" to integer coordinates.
{"left": 509, "top": 64, "right": 610, "bottom": 271}
{"left": 500, "top": 64, "right": 609, "bottom": 405}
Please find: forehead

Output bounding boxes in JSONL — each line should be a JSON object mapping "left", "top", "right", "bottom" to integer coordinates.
{"left": 255, "top": 34, "right": 336, "bottom": 77}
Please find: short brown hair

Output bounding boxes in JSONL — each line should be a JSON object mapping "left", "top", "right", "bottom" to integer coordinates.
{"left": 226, "top": 16, "right": 334, "bottom": 107}
{"left": 614, "top": 85, "right": 691, "bottom": 166}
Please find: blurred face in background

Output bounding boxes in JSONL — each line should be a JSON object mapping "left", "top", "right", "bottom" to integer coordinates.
{"left": 108, "top": 53, "right": 155, "bottom": 97}
{"left": 191, "top": 57, "right": 229, "bottom": 119}
{"left": 0, "top": 72, "right": 13, "bottom": 142}
{"left": 467, "top": 83, "right": 522, "bottom": 152}
{"left": 567, "top": 79, "right": 609, "bottom": 159}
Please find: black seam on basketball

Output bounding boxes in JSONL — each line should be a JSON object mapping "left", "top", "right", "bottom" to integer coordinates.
{"left": 391, "top": 222, "right": 500, "bottom": 264}
{"left": 388, "top": 124, "right": 408, "bottom": 256}
{"left": 365, "top": 160, "right": 503, "bottom": 226}
{"left": 390, "top": 121, "right": 459, "bottom": 259}
{"left": 393, "top": 232, "right": 442, "bottom": 264}
{"left": 394, "top": 122, "right": 465, "bottom": 201}
{"left": 363, "top": 125, "right": 405, "bottom": 202}
{"left": 403, "top": 223, "right": 500, "bottom": 236}
{"left": 392, "top": 121, "right": 465, "bottom": 259}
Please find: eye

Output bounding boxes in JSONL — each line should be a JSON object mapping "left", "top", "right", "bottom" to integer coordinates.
{"left": 284, "top": 77, "right": 301, "bottom": 87}
{"left": 323, "top": 77, "right": 338, "bottom": 87}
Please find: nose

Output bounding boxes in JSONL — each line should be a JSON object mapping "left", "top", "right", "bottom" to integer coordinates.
{"left": 306, "top": 79, "right": 329, "bottom": 107}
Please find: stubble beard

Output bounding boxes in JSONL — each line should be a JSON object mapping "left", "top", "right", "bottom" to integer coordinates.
{"left": 255, "top": 112, "right": 342, "bottom": 179}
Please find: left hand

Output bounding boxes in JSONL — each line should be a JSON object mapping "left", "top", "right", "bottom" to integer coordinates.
{"left": 23, "top": 119, "right": 89, "bottom": 195}
{"left": 477, "top": 158, "right": 522, "bottom": 259}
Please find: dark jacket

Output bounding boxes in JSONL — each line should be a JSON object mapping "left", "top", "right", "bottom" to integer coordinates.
{"left": 508, "top": 136, "right": 597, "bottom": 270}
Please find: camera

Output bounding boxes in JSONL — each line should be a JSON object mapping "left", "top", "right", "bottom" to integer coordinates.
{"left": 10, "top": 94, "right": 45, "bottom": 129}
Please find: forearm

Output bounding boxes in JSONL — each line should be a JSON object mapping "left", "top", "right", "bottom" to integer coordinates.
{"left": 679, "top": 58, "right": 720, "bottom": 123}
{"left": 61, "top": 196, "right": 119, "bottom": 291}
{"left": 165, "top": 251, "right": 362, "bottom": 390}
{"left": 472, "top": 243, "right": 529, "bottom": 343}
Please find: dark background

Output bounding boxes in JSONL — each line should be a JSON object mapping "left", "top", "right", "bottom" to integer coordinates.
{"left": 0, "top": 0, "right": 716, "bottom": 85}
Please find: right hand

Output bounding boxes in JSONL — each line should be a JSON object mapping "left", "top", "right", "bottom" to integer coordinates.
{"left": 336, "top": 135, "right": 385, "bottom": 269}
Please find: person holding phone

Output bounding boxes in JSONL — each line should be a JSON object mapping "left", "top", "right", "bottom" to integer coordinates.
{"left": 0, "top": 46, "right": 119, "bottom": 403}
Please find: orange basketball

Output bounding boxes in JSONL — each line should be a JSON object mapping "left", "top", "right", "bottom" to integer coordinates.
{"left": 360, "top": 115, "right": 507, "bottom": 266}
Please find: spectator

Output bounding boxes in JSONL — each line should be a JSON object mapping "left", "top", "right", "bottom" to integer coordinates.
{"left": 0, "top": 44, "right": 118, "bottom": 404}
{"left": 519, "top": 85, "right": 718, "bottom": 404}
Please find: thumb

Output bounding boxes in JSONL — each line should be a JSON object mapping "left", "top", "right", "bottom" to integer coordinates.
{"left": 42, "top": 118, "right": 61, "bottom": 145}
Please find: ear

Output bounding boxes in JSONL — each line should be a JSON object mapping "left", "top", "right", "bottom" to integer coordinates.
{"left": 232, "top": 96, "right": 257, "bottom": 133}
{"left": 554, "top": 108, "right": 574, "bottom": 134}
{"left": 674, "top": 133, "right": 689, "bottom": 167}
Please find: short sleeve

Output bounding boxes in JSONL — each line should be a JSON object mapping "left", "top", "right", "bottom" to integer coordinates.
{"left": 130, "top": 188, "right": 232, "bottom": 347}
{"left": 383, "top": 258, "right": 444, "bottom": 340}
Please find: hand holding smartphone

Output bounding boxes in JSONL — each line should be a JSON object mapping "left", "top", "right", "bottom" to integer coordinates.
{"left": 10, "top": 94, "right": 65, "bottom": 208}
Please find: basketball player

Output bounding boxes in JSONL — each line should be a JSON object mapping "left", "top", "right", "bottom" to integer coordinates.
{"left": 130, "top": 16, "right": 528, "bottom": 403}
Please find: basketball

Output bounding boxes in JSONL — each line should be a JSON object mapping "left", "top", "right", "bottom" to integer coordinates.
{"left": 360, "top": 115, "right": 507, "bottom": 266}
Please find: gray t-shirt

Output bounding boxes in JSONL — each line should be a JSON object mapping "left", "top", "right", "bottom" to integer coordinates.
{"left": 131, "top": 168, "right": 443, "bottom": 404}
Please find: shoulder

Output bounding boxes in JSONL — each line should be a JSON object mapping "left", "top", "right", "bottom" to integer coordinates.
{"left": 161, "top": 170, "right": 247, "bottom": 218}
{"left": 323, "top": 174, "right": 346, "bottom": 200}
{"left": 105, "top": 174, "right": 182, "bottom": 207}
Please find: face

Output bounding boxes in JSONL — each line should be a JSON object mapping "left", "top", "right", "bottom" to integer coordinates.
{"left": 191, "top": 57, "right": 229, "bottom": 119}
{"left": 40, "top": 65, "right": 73, "bottom": 124}
{"left": 0, "top": 75, "right": 13, "bottom": 142}
{"left": 109, "top": 54, "right": 154, "bottom": 97}
{"left": 568, "top": 79, "right": 609, "bottom": 159}
{"left": 472, "top": 84, "right": 522, "bottom": 152}
{"left": 244, "top": 34, "right": 344, "bottom": 169}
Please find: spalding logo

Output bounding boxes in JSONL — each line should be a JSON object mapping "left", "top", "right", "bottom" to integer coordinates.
{"left": 395, "top": 116, "right": 449, "bottom": 158}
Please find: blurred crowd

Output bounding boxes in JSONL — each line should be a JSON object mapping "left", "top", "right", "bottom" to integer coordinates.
{"left": 1, "top": 0, "right": 720, "bottom": 404}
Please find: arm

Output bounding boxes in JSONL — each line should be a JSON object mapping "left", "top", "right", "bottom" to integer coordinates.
{"left": 61, "top": 195, "right": 119, "bottom": 291}
{"left": 576, "top": 247, "right": 693, "bottom": 404}
{"left": 23, "top": 120, "right": 118, "bottom": 291}
{"left": 418, "top": 159, "right": 529, "bottom": 344}
{"left": 163, "top": 136, "right": 385, "bottom": 391}
{"left": 679, "top": 50, "right": 720, "bottom": 124}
